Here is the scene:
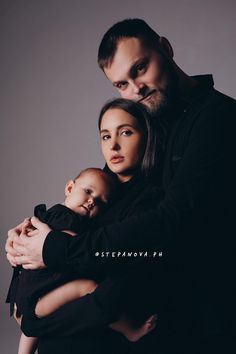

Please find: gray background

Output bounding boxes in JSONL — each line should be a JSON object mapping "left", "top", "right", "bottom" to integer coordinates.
{"left": 1, "top": 0, "right": 235, "bottom": 352}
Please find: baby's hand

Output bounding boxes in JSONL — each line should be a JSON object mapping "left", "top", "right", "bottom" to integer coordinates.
{"left": 13, "top": 304, "right": 22, "bottom": 326}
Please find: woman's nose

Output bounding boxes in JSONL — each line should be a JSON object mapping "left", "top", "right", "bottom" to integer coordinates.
{"left": 109, "top": 138, "right": 120, "bottom": 151}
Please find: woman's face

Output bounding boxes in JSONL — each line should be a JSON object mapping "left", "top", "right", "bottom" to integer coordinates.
{"left": 100, "top": 108, "right": 145, "bottom": 182}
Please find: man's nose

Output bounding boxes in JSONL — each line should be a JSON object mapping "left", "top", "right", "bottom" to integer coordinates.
{"left": 130, "top": 80, "right": 145, "bottom": 95}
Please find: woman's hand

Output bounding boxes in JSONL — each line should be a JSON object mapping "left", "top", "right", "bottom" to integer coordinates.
{"left": 5, "top": 218, "right": 31, "bottom": 267}
{"left": 12, "top": 217, "right": 51, "bottom": 270}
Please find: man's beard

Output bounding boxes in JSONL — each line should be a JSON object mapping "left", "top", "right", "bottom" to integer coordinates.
{"left": 144, "top": 63, "right": 179, "bottom": 120}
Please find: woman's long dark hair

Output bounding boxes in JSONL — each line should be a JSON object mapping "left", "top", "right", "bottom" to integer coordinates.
{"left": 98, "top": 98, "right": 157, "bottom": 177}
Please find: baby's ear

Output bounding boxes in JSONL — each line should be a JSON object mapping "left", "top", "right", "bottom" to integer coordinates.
{"left": 65, "top": 180, "right": 75, "bottom": 196}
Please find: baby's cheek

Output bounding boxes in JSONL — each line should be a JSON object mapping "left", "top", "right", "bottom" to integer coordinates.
{"left": 67, "top": 197, "right": 77, "bottom": 210}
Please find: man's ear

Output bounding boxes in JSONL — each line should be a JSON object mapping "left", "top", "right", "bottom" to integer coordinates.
{"left": 159, "top": 37, "right": 174, "bottom": 59}
{"left": 65, "top": 180, "right": 75, "bottom": 196}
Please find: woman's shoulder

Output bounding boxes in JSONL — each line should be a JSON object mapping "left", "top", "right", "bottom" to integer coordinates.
{"left": 127, "top": 177, "right": 164, "bottom": 213}
{"left": 95, "top": 176, "right": 163, "bottom": 226}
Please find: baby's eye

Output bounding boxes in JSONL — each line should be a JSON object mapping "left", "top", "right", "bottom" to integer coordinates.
{"left": 84, "top": 189, "right": 92, "bottom": 194}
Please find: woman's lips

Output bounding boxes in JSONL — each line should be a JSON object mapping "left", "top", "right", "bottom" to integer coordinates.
{"left": 110, "top": 156, "right": 124, "bottom": 164}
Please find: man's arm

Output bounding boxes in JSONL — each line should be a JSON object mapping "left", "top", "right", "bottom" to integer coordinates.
{"left": 43, "top": 101, "right": 229, "bottom": 273}
{"left": 9, "top": 97, "right": 234, "bottom": 274}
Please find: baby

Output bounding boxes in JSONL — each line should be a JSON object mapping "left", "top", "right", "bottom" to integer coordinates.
{"left": 7, "top": 167, "right": 156, "bottom": 354}
{"left": 7, "top": 167, "right": 116, "bottom": 354}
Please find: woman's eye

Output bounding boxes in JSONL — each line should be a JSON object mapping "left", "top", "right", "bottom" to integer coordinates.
{"left": 101, "top": 135, "right": 110, "bottom": 141}
{"left": 121, "top": 130, "right": 133, "bottom": 136}
{"left": 84, "top": 189, "right": 91, "bottom": 194}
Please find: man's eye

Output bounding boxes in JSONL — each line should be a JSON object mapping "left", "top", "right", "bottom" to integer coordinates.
{"left": 136, "top": 63, "right": 146, "bottom": 73}
{"left": 101, "top": 135, "right": 110, "bottom": 141}
{"left": 116, "top": 82, "right": 127, "bottom": 90}
{"left": 84, "top": 189, "right": 91, "bottom": 194}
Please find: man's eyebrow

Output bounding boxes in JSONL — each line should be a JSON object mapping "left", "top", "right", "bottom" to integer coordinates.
{"left": 100, "top": 124, "right": 135, "bottom": 134}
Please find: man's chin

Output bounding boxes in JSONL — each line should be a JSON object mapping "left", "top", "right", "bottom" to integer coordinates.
{"left": 144, "top": 98, "right": 169, "bottom": 117}
{"left": 145, "top": 90, "right": 177, "bottom": 118}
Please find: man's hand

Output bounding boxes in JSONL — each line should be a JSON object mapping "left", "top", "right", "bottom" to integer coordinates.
{"left": 13, "top": 216, "right": 51, "bottom": 270}
{"left": 5, "top": 218, "right": 31, "bottom": 267}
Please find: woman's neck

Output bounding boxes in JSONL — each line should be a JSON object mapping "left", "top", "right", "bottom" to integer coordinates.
{"left": 117, "top": 174, "right": 134, "bottom": 183}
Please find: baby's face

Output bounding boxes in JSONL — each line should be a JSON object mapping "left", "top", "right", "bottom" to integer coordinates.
{"left": 64, "top": 171, "right": 110, "bottom": 218}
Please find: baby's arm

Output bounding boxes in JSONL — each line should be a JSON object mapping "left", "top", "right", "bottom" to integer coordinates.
{"left": 35, "top": 279, "right": 98, "bottom": 318}
{"left": 18, "top": 333, "right": 38, "bottom": 354}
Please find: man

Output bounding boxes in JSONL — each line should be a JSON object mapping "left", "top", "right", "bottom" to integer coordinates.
{"left": 6, "top": 19, "right": 235, "bottom": 353}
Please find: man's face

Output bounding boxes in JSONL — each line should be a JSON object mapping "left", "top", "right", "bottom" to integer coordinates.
{"left": 104, "top": 37, "right": 178, "bottom": 116}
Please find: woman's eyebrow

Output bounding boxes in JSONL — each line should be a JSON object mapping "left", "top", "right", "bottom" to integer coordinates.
{"left": 100, "top": 124, "right": 134, "bottom": 134}
{"left": 117, "top": 124, "right": 134, "bottom": 129}
{"left": 100, "top": 128, "right": 109, "bottom": 134}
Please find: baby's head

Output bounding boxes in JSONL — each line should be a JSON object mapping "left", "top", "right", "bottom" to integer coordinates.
{"left": 64, "top": 167, "right": 116, "bottom": 218}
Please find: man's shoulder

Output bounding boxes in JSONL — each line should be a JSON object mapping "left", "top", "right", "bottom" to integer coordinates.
{"left": 189, "top": 75, "right": 235, "bottom": 113}
{"left": 190, "top": 87, "right": 235, "bottom": 123}
{"left": 209, "top": 87, "right": 235, "bottom": 107}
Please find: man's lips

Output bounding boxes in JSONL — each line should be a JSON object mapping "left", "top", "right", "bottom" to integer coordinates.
{"left": 110, "top": 155, "right": 124, "bottom": 164}
{"left": 81, "top": 205, "right": 90, "bottom": 215}
{"left": 139, "top": 89, "right": 157, "bottom": 102}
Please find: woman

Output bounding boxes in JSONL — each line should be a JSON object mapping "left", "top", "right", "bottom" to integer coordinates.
{"left": 15, "top": 98, "right": 163, "bottom": 354}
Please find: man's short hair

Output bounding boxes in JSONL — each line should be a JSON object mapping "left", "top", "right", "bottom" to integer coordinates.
{"left": 98, "top": 18, "right": 160, "bottom": 70}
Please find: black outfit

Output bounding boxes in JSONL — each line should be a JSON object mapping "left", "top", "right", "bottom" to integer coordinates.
{"left": 22, "top": 76, "right": 236, "bottom": 354}
{"left": 6, "top": 204, "right": 90, "bottom": 317}
{"left": 19, "top": 178, "right": 163, "bottom": 354}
